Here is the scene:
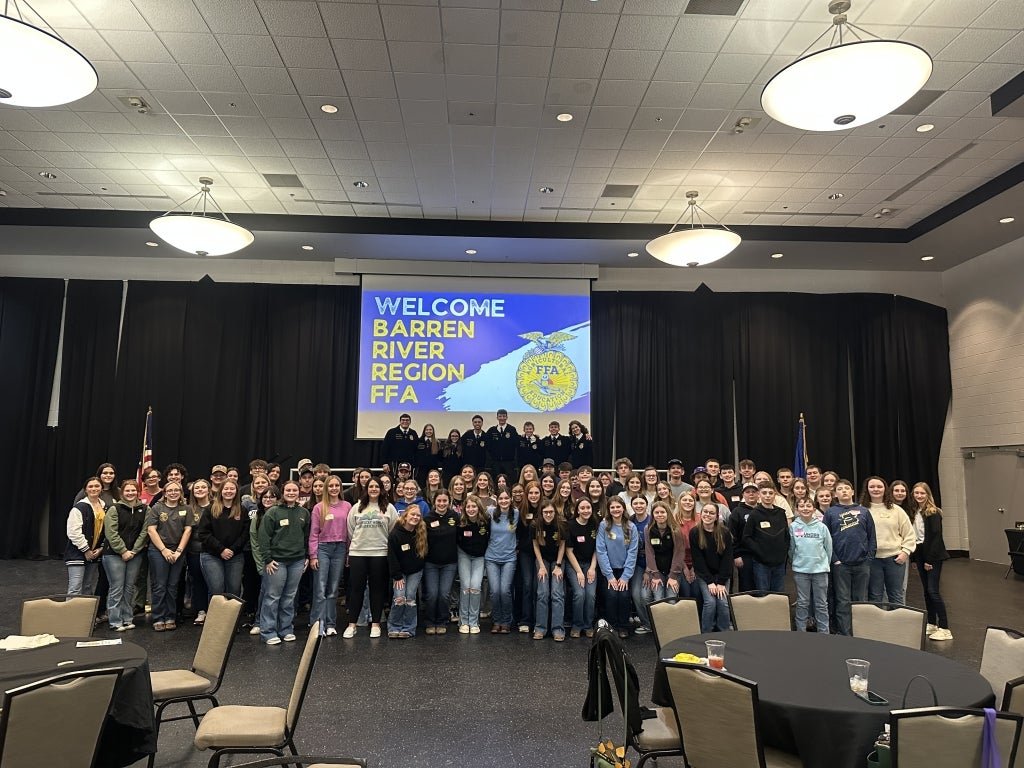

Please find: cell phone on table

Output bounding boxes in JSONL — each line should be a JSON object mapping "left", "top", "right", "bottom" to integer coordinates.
{"left": 855, "top": 690, "right": 888, "bottom": 705}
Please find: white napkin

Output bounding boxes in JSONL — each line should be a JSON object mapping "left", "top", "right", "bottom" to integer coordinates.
{"left": 0, "top": 634, "right": 60, "bottom": 650}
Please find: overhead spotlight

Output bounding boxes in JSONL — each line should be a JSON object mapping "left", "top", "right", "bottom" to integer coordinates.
{"left": 916, "top": 123, "right": 934, "bottom": 133}
{"left": 301, "top": 245, "right": 314, "bottom": 251}
{"left": 556, "top": 113, "right": 573, "bottom": 122}
{"left": 465, "top": 249, "right": 477, "bottom": 255}
{"left": 145, "top": 241, "right": 159, "bottom": 247}
{"left": 920, "top": 255, "right": 934, "bottom": 261}
{"left": 320, "top": 104, "right": 338, "bottom": 114}
{"left": 627, "top": 252, "right": 639, "bottom": 258}
{"left": 771, "top": 253, "right": 784, "bottom": 259}
{"left": 999, "top": 217, "right": 1015, "bottom": 224}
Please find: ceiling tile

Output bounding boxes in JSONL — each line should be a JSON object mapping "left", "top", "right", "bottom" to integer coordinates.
{"left": 380, "top": 5, "right": 442, "bottom": 42}
{"left": 401, "top": 101, "right": 450, "bottom": 124}
{"left": 73, "top": 0, "right": 150, "bottom": 30}
{"left": 216, "top": 35, "right": 284, "bottom": 67}
{"left": 602, "top": 50, "right": 661, "bottom": 81}
{"left": 705, "top": 53, "right": 770, "bottom": 84}
{"left": 79, "top": 112, "right": 141, "bottom": 134}
{"left": 388, "top": 42, "right": 445, "bottom": 73}
{"left": 666, "top": 16, "right": 735, "bottom": 53}
{"left": 555, "top": 14, "right": 619, "bottom": 48}
{"left": 331, "top": 39, "right": 391, "bottom": 71}
{"left": 497, "top": 77, "right": 547, "bottom": 103}
{"left": 442, "top": 8, "right": 499, "bottom": 44}
{"left": 92, "top": 61, "right": 144, "bottom": 89}
{"left": 183, "top": 65, "right": 246, "bottom": 92}
{"left": 351, "top": 99, "right": 403, "bottom": 122}
{"left": 499, "top": 10, "right": 558, "bottom": 47}
{"left": 989, "top": 31, "right": 1024, "bottom": 65}
{"left": 276, "top": 37, "right": 337, "bottom": 69}
{"left": 290, "top": 69, "right": 348, "bottom": 97}
{"left": 256, "top": 1, "right": 326, "bottom": 36}
{"left": 151, "top": 91, "right": 213, "bottom": 115}
{"left": 546, "top": 79, "right": 598, "bottom": 106}
{"left": 344, "top": 71, "right": 398, "bottom": 99}
{"left": 193, "top": 0, "right": 269, "bottom": 34}
{"left": 653, "top": 52, "right": 715, "bottom": 82}
{"left": 321, "top": 4, "right": 385, "bottom": 39}
{"left": 236, "top": 66, "right": 297, "bottom": 95}
{"left": 128, "top": 63, "right": 195, "bottom": 91}
{"left": 445, "top": 75, "right": 496, "bottom": 102}
{"left": 395, "top": 73, "right": 447, "bottom": 100}
{"left": 266, "top": 118, "right": 319, "bottom": 140}
{"left": 641, "top": 82, "right": 699, "bottom": 109}
{"left": 444, "top": 44, "right": 499, "bottom": 75}
{"left": 937, "top": 28, "right": 1017, "bottom": 63}
{"left": 688, "top": 83, "right": 746, "bottom": 110}
{"left": 594, "top": 81, "right": 647, "bottom": 107}
{"left": 498, "top": 46, "right": 554, "bottom": 77}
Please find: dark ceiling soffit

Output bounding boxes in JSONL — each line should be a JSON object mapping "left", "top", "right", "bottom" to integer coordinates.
{"left": 991, "top": 70, "right": 1024, "bottom": 117}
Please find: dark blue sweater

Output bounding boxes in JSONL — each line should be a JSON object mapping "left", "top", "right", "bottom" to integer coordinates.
{"left": 823, "top": 504, "right": 877, "bottom": 565}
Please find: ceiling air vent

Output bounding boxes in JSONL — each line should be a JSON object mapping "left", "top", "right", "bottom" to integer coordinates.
{"left": 684, "top": 0, "right": 745, "bottom": 16}
{"left": 262, "top": 174, "right": 304, "bottom": 188}
{"left": 600, "top": 184, "right": 639, "bottom": 198}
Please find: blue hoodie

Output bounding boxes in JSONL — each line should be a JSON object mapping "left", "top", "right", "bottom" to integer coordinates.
{"left": 597, "top": 519, "right": 639, "bottom": 581}
{"left": 789, "top": 517, "right": 833, "bottom": 574}
{"left": 823, "top": 504, "right": 876, "bottom": 565}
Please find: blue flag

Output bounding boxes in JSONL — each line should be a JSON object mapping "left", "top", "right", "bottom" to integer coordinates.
{"left": 794, "top": 415, "right": 807, "bottom": 479}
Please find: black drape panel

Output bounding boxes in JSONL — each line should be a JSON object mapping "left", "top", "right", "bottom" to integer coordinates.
{"left": 590, "top": 293, "right": 617, "bottom": 466}
{"left": 48, "top": 279, "right": 125, "bottom": 555}
{"left": 1, "top": 278, "right": 64, "bottom": 558}
{"left": 730, "top": 294, "right": 853, "bottom": 477}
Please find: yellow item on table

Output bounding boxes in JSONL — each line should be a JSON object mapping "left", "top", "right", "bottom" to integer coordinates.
{"left": 672, "top": 652, "right": 701, "bottom": 663}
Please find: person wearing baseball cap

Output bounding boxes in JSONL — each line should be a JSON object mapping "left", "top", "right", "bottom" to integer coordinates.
{"left": 727, "top": 483, "right": 761, "bottom": 592}
{"left": 210, "top": 465, "right": 227, "bottom": 494}
{"left": 666, "top": 459, "right": 693, "bottom": 499}
{"left": 540, "top": 458, "right": 556, "bottom": 476}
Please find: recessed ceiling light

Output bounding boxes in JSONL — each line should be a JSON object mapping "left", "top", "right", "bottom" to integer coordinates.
{"left": 1000, "top": 216, "right": 1015, "bottom": 224}
{"left": 920, "top": 255, "right": 934, "bottom": 261}
{"left": 556, "top": 113, "right": 573, "bottom": 122}
{"left": 0, "top": 190, "right": 7, "bottom": 196}
{"left": 627, "top": 252, "right": 639, "bottom": 258}
{"left": 301, "top": 245, "right": 314, "bottom": 251}
{"left": 465, "top": 249, "right": 477, "bottom": 255}
{"left": 916, "top": 123, "right": 934, "bottom": 133}
{"left": 771, "top": 253, "right": 784, "bottom": 259}
{"left": 353, "top": 180, "right": 368, "bottom": 188}
{"left": 828, "top": 192, "right": 844, "bottom": 200}
{"left": 38, "top": 171, "right": 56, "bottom": 179}
{"left": 539, "top": 186, "right": 554, "bottom": 193}
{"left": 320, "top": 104, "right": 338, "bottom": 114}
{"left": 145, "top": 241, "right": 158, "bottom": 247}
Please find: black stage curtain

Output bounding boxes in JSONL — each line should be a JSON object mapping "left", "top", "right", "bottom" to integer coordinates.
{"left": 1, "top": 278, "right": 64, "bottom": 558}
{"left": 729, "top": 294, "right": 853, "bottom": 479}
{"left": 48, "top": 280, "right": 125, "bottom": 555}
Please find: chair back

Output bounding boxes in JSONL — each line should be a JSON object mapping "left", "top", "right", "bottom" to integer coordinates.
{"left": 729, "top": 591, "right": 792, "bottom": 631}
{"left": 663, "top": 662, "right": 765, "bottom": 768}
{"left": 192, "top": 594, "right": 245, "bottom": 681}
{"left": 1004, "top": 676, "right": 1024, "bottom": 715}
{"left": 21, "top": 594, "right": 100, "bottom": 637}
{"left": 890, "top": 707, "right": 1023, "bottom": 768}
{"left": 229, "top": 757, "right": 368, "bottom": 768}
{"left": 0, "top": 667, "right": 122, "bottom": 768}
{"left": 850, "top": 602, "right": 926, "bottom": 649}
{"left": 648, "top": 597, "right": 701, "bottom": 652}
{"left": 982, "top": 626, "right": 1024, "bottom": 704}
{"left": 287, "top": 623, "right": 323, "bottom": 734}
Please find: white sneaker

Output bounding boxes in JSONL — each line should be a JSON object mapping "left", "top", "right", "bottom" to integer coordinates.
{"left": 926, "top": 623, "right": 937, "bottom": 635}
{"left": 470, "top": 625, "right": 480, "bottom": 634}
{"left": 249, "top": 626, "right": 261, "bottom": 636}
{"left": 929, "top": 628, "right": 953, "bottom": 641}
{"left": 518, "top": 625, "right": 530, "bottom": 633}
{"left": 459, "top": 624, "right": 470, "bottom": 634}
{"left": 342, "top": 626, "right": 357, "bottom": 639}
{"left": 266, "top": 637, "right": 281, "bottom": 645}
{"left": 369, "top": 625, "right": 382, "bottom": 638}
{"left": 325, "top": 627, "right": 338, "bottom": 636}
{"left": 194, "top": 611, "right": 206, "bottom": 625}
{"left": 283, "top": 633, "right": 296, "bottom": 642}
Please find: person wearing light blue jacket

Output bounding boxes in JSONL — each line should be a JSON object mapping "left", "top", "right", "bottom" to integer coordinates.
{"left": 596, "top": 496, "right": 639, "bottom": 638}
{"left": 484, "top": 490, "right": 520, "bottom": 633}
{"left": 790, "top": 497, "right": 833, "bottom": 634}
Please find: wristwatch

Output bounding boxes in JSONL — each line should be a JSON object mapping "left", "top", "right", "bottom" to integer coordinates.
{"left": 555, "top": 562, "right": 563, "bottom": 568}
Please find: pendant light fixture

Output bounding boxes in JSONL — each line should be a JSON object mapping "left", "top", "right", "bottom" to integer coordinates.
{"left": 761, "top": 0, "right": 932, "bottom": 132}
{"left": 0, "top": 0, "right": 98, "bottom": 107}
{"left": 645, "top": 191, "right": 741, "bottom": 268}
{"left": 149, "top": 177, "right": 254, "bottom": 257}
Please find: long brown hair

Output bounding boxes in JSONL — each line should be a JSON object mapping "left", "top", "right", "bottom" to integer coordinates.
{"left": 534, "top": 503, "right": 566, "bottom": 546}
{"left": 603, "top": 497, "right": 632, "bottom": 547}
{"left": 460, "top": 495, "right": 486, "bottom": 527}
{"left": 695, "top": 503, "right": 727, "bottom": 554}
{"left": 398, "top": 504, "right": 428, "bottom": 558}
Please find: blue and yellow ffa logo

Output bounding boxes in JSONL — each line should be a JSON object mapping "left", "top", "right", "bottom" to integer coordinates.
{"left": 515, "top": 331, "right": 579, "bottom": 411}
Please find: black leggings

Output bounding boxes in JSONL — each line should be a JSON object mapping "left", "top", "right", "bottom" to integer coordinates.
{"left": 916, "top": 558, "right": 948, "bottom": 628}
{"left": 346, "top": 556, "right": 390, "bottom": 624}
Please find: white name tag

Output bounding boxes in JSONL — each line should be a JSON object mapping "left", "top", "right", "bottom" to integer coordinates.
{"left": 760, "top": 521, "right": 771, "bottom": 528}
{"left": 178, "top": 510, "right": 186, "bottom": 516}
{"left": 326, "top": 514, "right": 334, "bottom": 520}
{"left": 430, "top": 520, "right": 440, "bottom": 528}
{"left": 651, "top": 538, "right": 661, "bottom": 545}
{"left": 401, "top": 543, "right": 411, "bottom": 551}
{"left": 280, "top": 518, "right": 290, "bottom": 527}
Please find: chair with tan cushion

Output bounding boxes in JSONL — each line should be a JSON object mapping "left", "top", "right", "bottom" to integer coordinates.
{"left": 648, "top": 597, "right": 701, "bottom": 653}
{"left": 149, "top": 594, "right": 245, "bottom": 767}
{"left": 20, "top": 594, "right": 99, "bottom": 637}
{"left": 890, "top": 706, "right": 1023, "bottom": 768}
{"left": 1004, "top": 676, "right": 1024, "bottom": 714}
{"left": 0, "top": 667, "right": 122, "bottom": 768}
{"left": 982, "top": 626, "right": 1024, "bottom": 705}
{"left": 195, "top": 622, "right": 323, "bottom": 768}
{"left": 729, "top": 591, "right": 792, "bottom": 631}
{"left": 663, "top": 661, "right": 803, "bottom": 768}
{"left": 232, "top": 756, "right": 368, "bottom": 768}
{"left": 851, "top": 602, "right": 926, "bottom": 649}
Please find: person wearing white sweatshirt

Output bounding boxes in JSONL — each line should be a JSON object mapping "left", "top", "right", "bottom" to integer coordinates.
{"left": 859, "top": 476, "right": 915, "bottom": 605}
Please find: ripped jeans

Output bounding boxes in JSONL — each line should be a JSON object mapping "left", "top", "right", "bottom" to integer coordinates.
{"left": 386, "top": 569, "right": 423, "bottom": 636}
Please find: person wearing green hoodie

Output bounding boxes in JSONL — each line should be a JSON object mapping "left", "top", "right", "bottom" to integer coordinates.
{"left": 257, "top": 480, "right": 310, "bottom": 645}
{"left": 790, "top": 497, "right": 833, "bottom": 634}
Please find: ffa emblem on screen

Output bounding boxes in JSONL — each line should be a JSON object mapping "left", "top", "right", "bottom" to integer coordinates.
{"left": 515, "top": 331, "right": 579, "bottom": 411}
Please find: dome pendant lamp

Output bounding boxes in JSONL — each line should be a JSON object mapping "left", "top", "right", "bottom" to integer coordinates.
{"left": 761, "top": 0, "right": 932, "bottom": 132}
{"left": 149, "top": 177, "right": 255, "bottom": 257}
{"left": 645, "top": 191, "right": 741, "bottom": 268}
{"left": 0, "top": 0, "right": 98, "bottom": 107}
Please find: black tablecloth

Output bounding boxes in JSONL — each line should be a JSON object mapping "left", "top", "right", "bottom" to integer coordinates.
{"left": 655, "top": 631, "right": 994, "bottom": 768}
{"left": 0, "top": 637, "right": 155, "bottom": 767}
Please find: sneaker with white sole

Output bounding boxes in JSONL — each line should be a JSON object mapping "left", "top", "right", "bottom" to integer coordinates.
{"left": 459, "top": 624, "right": 470, "bottom": 634}
{"left": 470, "top": 626, "right": 480, "bottom": 634}
{"left": 369, "top": 626, "right": 382, "bottom": 638}
{"left": 325, "top": 627, "right": 338, "bottom": 636}
{"left": 518, "top": 625, "right": 530, "bottom": 633}
{"left": 283, "top": 633, "right": 296, "bottom": 642}
{"left": 635, "top": 625, "right": 652, "bottom": 635}
{"left": 193, "top": 611, "right": 206, "bottom": 626}
{"left": 249, "top": 625, "right": 261, "bottom": 636}
{"left": 342, "top": 626, "right": 357, "bottom": 638}
{"left": 266, "top": 637, "right": 282, "bottom": 645}
{"left": 929, "top": 628, "right": 953, "bottom": 641}
{"left": 926, "top": 623, "right": 938, "bottom": 635}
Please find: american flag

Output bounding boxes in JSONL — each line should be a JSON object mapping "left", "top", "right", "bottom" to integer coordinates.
{"left": 136, "top": 407, "right": 154, "bottom": 485}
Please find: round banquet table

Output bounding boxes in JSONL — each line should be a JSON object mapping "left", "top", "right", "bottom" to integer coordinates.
{"left": 0, "top": 637, "right": 155, "bottom": 767}
{"left": 655, "top": 631, "right": 994, "bottom": 768}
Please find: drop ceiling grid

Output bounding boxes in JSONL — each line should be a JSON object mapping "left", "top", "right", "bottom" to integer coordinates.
{"left": 0, "top": 0, "right": 1020, "bottom": 225}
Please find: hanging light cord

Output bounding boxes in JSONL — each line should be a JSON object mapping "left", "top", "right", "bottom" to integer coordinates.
{"left": 4, "top": 0, "right": 65, "bottom": 38}
{"left": 155, "top": 183, "right": 237, "bottom": 222}
{"left": 663, "top": 112, "right": 735, "bottom": 235}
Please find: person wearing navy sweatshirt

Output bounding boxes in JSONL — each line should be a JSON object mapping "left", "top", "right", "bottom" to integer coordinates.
{"left": 387, "top": 505, "right": 427, "bottom": 638}
{"left": 532, "top": 501, "right": 567, "bottom": 641}
{"left": 823, "top": 478, "right": 877, "bottom": 636}
{"left": 422, "top": 490, "right": 459, "bottom": 634}
{"left": 690, "top": 503, "right": 734, "bottom": 632}
{"left": 596, "top": 496, "right": 639, "bottom": 639}
{"left": 456, "top": 495, "right": 490, "bottom": 633}
{"left": 742, "top": 482, "right": 791, "bottom": 592}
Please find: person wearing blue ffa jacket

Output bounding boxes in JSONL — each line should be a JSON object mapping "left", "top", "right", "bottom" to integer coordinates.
{"left": 382, "top": 414, "right": 418, "bottom": 475}
{"left": 460, "top": 414, "right": 488, "bottom": 472}
{"left": 486, "top": 408, "right": 519, "bottom": 480}
{"left": 541, "top": 420, "right": 571, "bottom": 466}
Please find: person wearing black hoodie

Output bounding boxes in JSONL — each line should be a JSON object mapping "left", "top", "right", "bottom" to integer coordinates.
{"left": 728, "top": 483, "right": 760, "bottom": 593}
{"left": 741, "top": 482, "right": 790, "bottom": 592}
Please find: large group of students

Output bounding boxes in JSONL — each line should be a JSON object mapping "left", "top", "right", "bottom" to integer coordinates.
{"left": 63, "top": 409, "right": 953, "bottom": 646}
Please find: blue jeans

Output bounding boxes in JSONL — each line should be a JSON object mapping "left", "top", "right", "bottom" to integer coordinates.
{"left": 312, "top": 541, "right": 347, "bottom": 633}
{"left": 647, "top": 570, "right": 680, "bottom": 603}
{"left": 869, "top": 555, "right": 907, "bottom": 604}
{"left": 534, "top": 558, "right": 565, "bottom": 637}
{"left": 103, "top": 554, "right": 142, "bottom": 627}
{"left": 67, "top": 561, "right": 98, "bottom": 596}
{"left": 793, "top": 571, "right": 829, "bottom": 633}
{"left": 697, "top": 578, "right": 731, "bottom": 632}
{"left": 485, "top": 559, "right": 516, "bottom": 627}
{"left": 629, "top": 570, "right": 651, "bottom": 630}
{"left": 458, "top": 551, "right": 485, "bottom": 627}
{"left": 200, "top": 552, "right": 243, "bottom": 598}
{"left": 753, "top": 561, "right": 786, "bottom": 592}
{"left": 148, "top": 548, "right": 185, "bottom": 623}
{"left": 388, "top": 569, "right": 423, "bottom": 635}
{"left": 832, "top": 561, "right": 871, "bottom": 635}
{"left": 423, "top": 561, "right": 458, "bottom": 628}
{"left": 515, "top": 550, "right": 537, "bottom": 628}
{"left": 568, "top": 567, "right": 597, "bottom": 633}
{"left": 916, "top": 558, "right": 948, "bottom": 628}
{"left": 260, "top": 559, "right": 304, "bottom": 641}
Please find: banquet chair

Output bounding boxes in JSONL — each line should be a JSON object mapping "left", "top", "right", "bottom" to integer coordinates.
{"left": 20, "top": 594, "right": 100, "bottom": 637}
{"left": 1004, "top": 676, "right": 1024, "bottom": 714}
{"left": 233, "top": 756, "right": 368, "bottom": 768}
{"left": 982, "top": 626, "right": 1024, "bottom": 705}
{"left": 194, "top": 622, "right": 323, "bottom": 768}
{"left": 729, "top": 591, "right": 792, "bottom": 631}
{"left": 662, "top": 661, "right": 802, "bottom": 768}
{"left": 889, "top": 706, "right": 1023, "bottom": 768}
{"left": 850, "top": 602, "right": 926, "bottom": 650}
{"left": 648, "top": 597, "right": 701, "bottom": 652}
{"left": 149, "top": 594, "right": 245, "bottom": 768}
{"left": 0, "top": 666, "right": 123, "bottom": 768}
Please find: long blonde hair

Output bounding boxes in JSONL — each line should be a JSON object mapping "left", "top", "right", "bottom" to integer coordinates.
{"left": 398, "top": 503, "right": 428, "bottom": 558}
{"left": 910, "top": 482, "right": 940, "bottom": 518}
{"left": 211, "top": 479, "right": 241, "bottom": 520}
{"left": 320, "top": 475, "right": 343, "bottom": 524}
